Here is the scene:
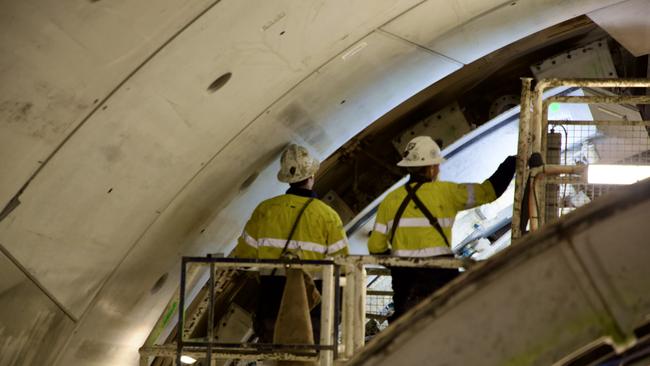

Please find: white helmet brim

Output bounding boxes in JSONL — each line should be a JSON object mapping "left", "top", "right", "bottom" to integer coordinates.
{"left": 397, "top": 156, "right": 445, "bottom": 167}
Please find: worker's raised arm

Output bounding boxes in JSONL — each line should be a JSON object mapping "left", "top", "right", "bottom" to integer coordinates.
{"left": 487, "top": 155, "right": 517, "bottom": 198}
{"left": 448, "top": 155, "right": 516, "bottom": 211}
{"left": 368, "top": 200, "right": 391, "bottom": 255}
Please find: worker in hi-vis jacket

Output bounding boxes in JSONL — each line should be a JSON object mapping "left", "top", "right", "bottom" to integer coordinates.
{"left": 233, "top": 143, "right": 349, "bottom": 346}
{"left": 368, "top": 136, "right": 516, "bottom": 321}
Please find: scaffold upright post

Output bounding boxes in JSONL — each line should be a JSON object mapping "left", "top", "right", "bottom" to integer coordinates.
{"left": 320, "top": 264, "right": 335, "bottom": 366}
{"left": 513, "top": 77, "right": 533, "bottom": 240}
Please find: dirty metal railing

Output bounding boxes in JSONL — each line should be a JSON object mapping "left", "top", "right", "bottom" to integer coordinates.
{"left": 513, "top": 78, "right": 650, "bottom": 239}
{"left": 179, "top": 257, "right": 338, "bottom": 366}
{"left": 139, "top": 255, "right": 465, "bottom": 365}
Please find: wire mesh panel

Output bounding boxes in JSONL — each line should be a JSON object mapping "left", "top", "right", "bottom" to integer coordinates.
{"left": 545, "top": 120, "right": 650, "bottom": 220}
{"left": 513, "top": 79, "right": 650, "bottom": 238}
{"left": 365, "top": 274, "right": 393, "bottom": 337}
{"left": 365, "top": 294, "right": 392, "bottom": 336}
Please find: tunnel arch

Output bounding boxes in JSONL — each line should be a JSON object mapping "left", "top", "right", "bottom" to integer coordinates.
{"left": 0, "top": 1, "right": 644, "bottom": 365}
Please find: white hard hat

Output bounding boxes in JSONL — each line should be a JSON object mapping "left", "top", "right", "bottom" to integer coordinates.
{"left": 277, "top": 144, "right": 320, "bottom": 183}
{"left": 397, "top": 136, "right": 445, "bottom": 167}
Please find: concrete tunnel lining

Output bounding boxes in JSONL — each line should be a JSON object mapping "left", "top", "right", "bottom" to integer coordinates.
{"left": 0, "top": 0, "right": 639, "bottom": 364}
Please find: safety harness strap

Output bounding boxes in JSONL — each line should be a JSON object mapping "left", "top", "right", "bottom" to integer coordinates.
{"left": 269, "top": 198, "right": 314, "bottom": 276}
{"left": 389, "top": 182, "right": 451, "bottom": 248}
{"left": 389, "top": 182, "right": 422, "bottom": 246}
{"left": 280, "top": 198, "right": 315, "bottom": 257}
{"left": 405, "top": 183, "right": 450, "bottom": 247}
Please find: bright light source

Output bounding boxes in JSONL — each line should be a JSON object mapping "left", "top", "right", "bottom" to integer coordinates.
{"left": 587, "top": 164, "right": 650, "bottom": 185}
{"left": 180, "top": 355, "right": 197, "bottom": 364}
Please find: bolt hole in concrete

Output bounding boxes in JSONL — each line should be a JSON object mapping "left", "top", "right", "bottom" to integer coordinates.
{"left": 207, "top": 72, "right": 232, "bottom": 93}
{"left": 340, "top": 99, "right": 346, "bottom": 104}
{"left": 150, "top": 272, "right": 168, "bottom": 294}
{"left": 107, "top": 188, "right": 113, "bottom": 193}
{"left": 280, "top": 30, "right": 285, "bottom": 35}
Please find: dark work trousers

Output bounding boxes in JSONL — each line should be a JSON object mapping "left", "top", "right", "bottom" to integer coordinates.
{"left": 254, "top": 276, "right": 322, "bottom": 344}
{"left": 389, "top": 267, "right": 460, "bottom": 322}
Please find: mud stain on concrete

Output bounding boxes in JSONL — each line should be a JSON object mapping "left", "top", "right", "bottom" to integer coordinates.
{"left": 277, "top": 102, "right": 331, "bottom": 150}
{"left": 0, "top": 101, "right": 33, "bottom": 123}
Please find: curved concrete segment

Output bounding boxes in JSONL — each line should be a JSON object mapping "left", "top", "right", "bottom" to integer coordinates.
{"left": 0, "top": 0, "right": 633, "bottom": 365}
{"left": 348, "top": 179, "right": 650, "bottom": 366}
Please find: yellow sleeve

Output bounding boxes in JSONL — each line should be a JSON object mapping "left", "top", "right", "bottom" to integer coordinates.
{"left": 368, "top": 200, "right": 390, "bottom": 254}
{"left": 232, "top": 209, "right": 260, "bottom": 259}
{"left": 327, "top": 213, "right": 349, "bottom": 257}
{"left": 448, "top": 181, "right": 497, "bottom": 211}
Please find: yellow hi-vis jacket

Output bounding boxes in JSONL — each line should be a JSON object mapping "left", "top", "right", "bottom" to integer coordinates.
{"left": 368, "top": 180, "right": 497, "bottom": 257}
{"left": 233, "top": 193, "right": 349, "bottom": 260}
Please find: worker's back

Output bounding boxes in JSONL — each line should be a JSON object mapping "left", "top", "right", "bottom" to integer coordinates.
{"left": 369, "top": 179, "right": 497, "bottom": 257}
{"left": 234, "top": 191, "right": 349, "bottom": 260}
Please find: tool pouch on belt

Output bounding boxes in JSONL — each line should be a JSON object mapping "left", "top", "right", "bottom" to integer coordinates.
{"left": 301, "top": 269, "right": 321, "bottom": 310}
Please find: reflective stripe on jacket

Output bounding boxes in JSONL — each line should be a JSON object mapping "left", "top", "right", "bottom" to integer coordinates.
{"left": 233, "top": 193, "right": 349, "bottom": 260}
{"left": 368, "top": 180, "right": 496, "bottom": 257}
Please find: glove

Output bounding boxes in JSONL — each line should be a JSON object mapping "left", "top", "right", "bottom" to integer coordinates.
{"left": 488, "top": 156, "right": 517, "bottom": 197}
{"left": 528, "top": 152, "right": 544, "bottom": 168}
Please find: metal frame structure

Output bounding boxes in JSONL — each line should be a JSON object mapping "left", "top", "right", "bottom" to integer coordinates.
{"left": 139, "top": 255, "right": 465, "bottom": 365}
{"left": 178, "top": 257, "right": 339, "bottom": 366}
{"left": 513, "top": 78, "right": 650, "bottom": 239}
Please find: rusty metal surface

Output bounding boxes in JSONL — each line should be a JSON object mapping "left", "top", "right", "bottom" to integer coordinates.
{"left": 529, "top": 164, "right": 588, "bottom": 176}
{"left": 530, "top": 79, "right": 650, "bottom": 154}
{"left": 516, "top": 78, "right": 650, "bottom": 234}
{"left": 528, "top": 165, "right": 588, "bottom": 231}
{"left": 532, "top": 79, "right": 650, "bottom": 228}
{"left": 366, "top": 290, "right": 393, "bottom": 297}
{"left": 336, "top": 255, "right": 466, "bottom": 269}
{"left": 536, "top": 78, "right": 650, "bottom": 89}
{"left": 364, "top": 267, "right": 391, "bottom": 276}
{"left": 549, "top": 120, "right": 650, "bottom": 126}
{"left": 139, "top": 345, "right": 318, "bottom": 362}
{"left": 546, "top": 95, "right": 650, "bottom": 105}
{"left": 181, "top": 269, "right": 239, "bottom": 341}
{"left": 512, "top": 78, "right": 533, "bottom": 240}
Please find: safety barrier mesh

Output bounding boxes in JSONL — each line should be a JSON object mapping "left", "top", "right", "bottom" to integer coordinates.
{"left": 545, "top": 121, "right": 650, "bottom": 221}
{"left": 365, "top": 274, "right": 393, "bottom": 337}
